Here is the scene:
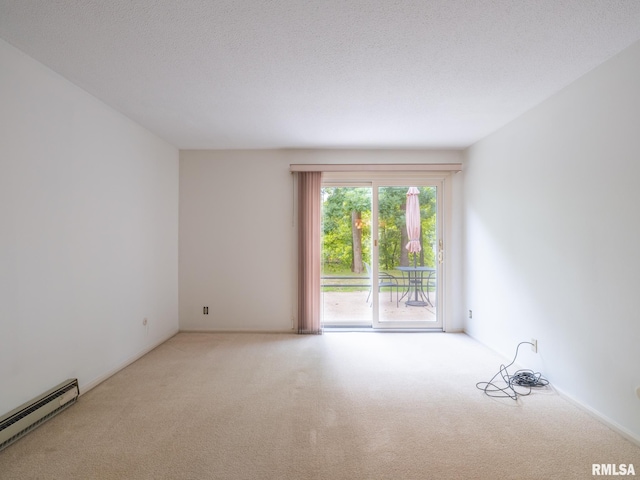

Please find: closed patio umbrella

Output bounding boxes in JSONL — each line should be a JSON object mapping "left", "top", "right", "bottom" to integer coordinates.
{"left": 404, "top": 186, "right": 426, "bottom": 306}
{"left": 405, "top": 187, "right": 421, "bottom": 266}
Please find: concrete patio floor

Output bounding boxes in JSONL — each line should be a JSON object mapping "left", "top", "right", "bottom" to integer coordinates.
{"left": 322, "top": 290, "right": 437, "bottom": 326}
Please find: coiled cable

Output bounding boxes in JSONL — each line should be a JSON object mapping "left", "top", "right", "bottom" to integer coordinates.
{"left": 476, "top": 341, "right": 549, "bottom": 400}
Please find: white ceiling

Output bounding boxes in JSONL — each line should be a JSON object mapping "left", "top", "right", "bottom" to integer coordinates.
{"left": 1, "top": 1, "right": 640, "bottom": 150}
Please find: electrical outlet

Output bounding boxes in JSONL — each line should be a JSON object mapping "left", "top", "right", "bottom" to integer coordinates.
{"left": 203, "top": 306, "right": 209, "bottom": 315}
{"left": 468, "top": 310, "right": 472, "bottom": 319}
{"left": 142, "top": 318, "right": 148, "bottom": 326}
{"left": 531, "top": 338, "right": 538, "bottom": 353}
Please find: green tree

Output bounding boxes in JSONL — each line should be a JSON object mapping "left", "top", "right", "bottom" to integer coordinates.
{"left": 321, "top": 185, "right": 437, "bottom": 273}
{"left": 418, "top": 187, "right": 437, "bottom": 267}
{"left": 378, "top": 187, "right": 406, "bottom": 269}
{"left": 321, "top": 187, "right": 371, "bottom": 273}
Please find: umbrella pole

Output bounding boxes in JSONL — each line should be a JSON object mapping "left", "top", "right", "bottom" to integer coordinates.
{"left": 413, "top": 253, "right": 418, "bottom": 301}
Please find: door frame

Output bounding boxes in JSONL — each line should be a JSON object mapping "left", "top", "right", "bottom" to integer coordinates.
{"left": 371, "top": 179, "right": 443, "bottom": 330}
{"left": 321, "top": 171, "right": 453, "bottom": 331}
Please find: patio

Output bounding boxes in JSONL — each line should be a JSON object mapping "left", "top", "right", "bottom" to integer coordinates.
{"left": 321, "top": 289, "right": 437, "bottom": 326}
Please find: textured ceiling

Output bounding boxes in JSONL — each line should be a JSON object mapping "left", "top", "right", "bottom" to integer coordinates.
{"left": 1, "top": 1, "right": 640, "bottom": 149}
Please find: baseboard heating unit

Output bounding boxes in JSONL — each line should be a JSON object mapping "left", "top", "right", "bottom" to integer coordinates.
{"left": 0, "top": 378, "right": 79, "bottom": 451}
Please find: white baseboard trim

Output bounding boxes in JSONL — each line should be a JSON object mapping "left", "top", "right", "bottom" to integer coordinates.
{"left": 553, "top": 385, "right": 640, "bottom": 448}
{"left": 444, "top": 327, "right": 464, "bottom": 333}
{"left": 179, "top": 329, "right": 296, "bottom": 334}
{"left": 79, "top": 328, "right": 179, "bottom": 395}
{"left": 464, "top": 331, "right": 640, "bottom": 448}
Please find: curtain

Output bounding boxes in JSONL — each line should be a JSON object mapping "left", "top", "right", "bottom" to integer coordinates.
{"left": 297, "top": 171, "right": 322, "bottom": 334}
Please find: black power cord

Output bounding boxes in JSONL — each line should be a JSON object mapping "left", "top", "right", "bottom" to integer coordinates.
{"left": 476, "top": 341, "right": 549, "bottom": 400}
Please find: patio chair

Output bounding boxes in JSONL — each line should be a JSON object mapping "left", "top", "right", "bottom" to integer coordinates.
{"left": 364, "top": 262, "right": 399, "bottom": 307}
{"left": 424, "top": 270, "right": 436, "bottom": 307}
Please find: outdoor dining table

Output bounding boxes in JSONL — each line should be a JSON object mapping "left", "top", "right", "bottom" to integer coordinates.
{"left": 396, "top": 266, "right": 435, "bottom": 307}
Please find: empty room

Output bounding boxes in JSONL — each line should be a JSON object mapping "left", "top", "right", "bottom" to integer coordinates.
{"left": 1, "top": 1, "right": 640, "bottom": 479}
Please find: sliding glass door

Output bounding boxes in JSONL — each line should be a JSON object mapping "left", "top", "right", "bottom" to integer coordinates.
{"left": 372, "top": 183, "right": 442, "bottom": 329}
{"left": 321, "top": 178, "right": 444, "bottom": 330}
{"left": 321, "top": 185, "right": 373, "bottom": 327}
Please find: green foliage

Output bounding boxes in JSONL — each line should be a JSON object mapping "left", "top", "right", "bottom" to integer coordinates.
{"left": 322, "top": 187, "right": 371, "bottom": 272}
{"left": 322, "top": 185, "right": 437, "bottom": 272}
{"left": 378, "top": 187, "right": 405, "bottom": 269}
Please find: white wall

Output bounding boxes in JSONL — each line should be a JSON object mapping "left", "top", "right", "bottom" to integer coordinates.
{"left": 0, "top": 39, "right": 179, "bottom": 415}
{"left": 179, "top": 149, "right": 464, "bottom": 332}
{"left": 463, "top": 40, "right": 640, "bottom": 442}
{"left": 179, "top": 150, "right": 295, "bottom": 331}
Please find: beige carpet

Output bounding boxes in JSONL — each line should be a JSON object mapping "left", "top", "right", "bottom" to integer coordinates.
{"left": 1, "top": 332, "right": 638, "bottom": 479}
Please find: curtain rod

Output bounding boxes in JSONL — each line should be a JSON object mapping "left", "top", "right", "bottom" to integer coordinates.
{"left": 289, "top": 163, "right": 462, "bottom": 172}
